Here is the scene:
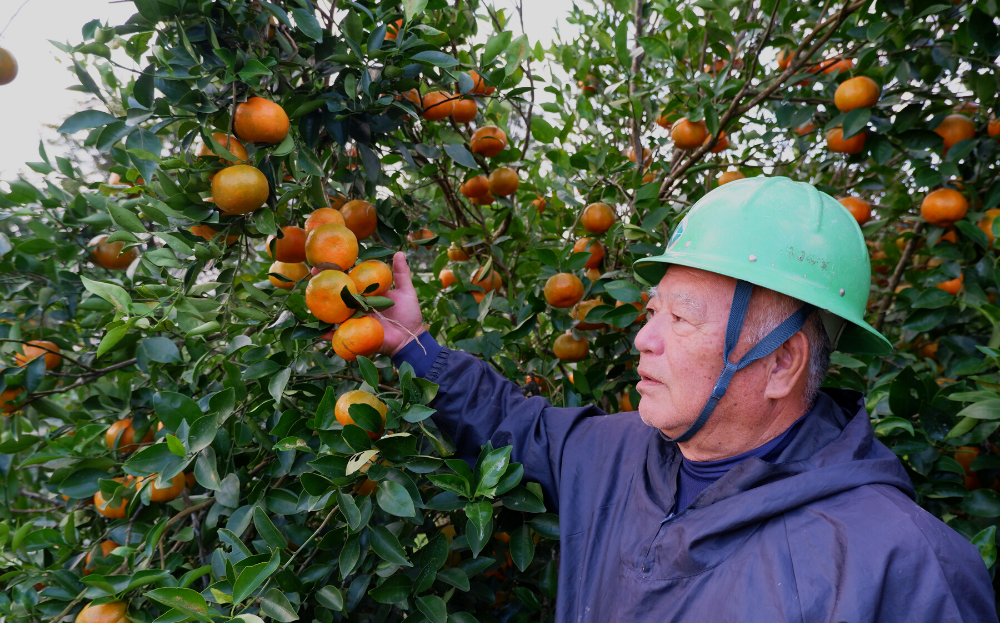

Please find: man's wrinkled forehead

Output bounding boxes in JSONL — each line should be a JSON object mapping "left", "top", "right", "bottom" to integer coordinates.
{"left": 648, "top": 286, "right": 707, "bottom": 318}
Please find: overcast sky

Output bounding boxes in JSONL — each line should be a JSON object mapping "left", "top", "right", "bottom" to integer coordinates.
{"left": 0, "top": 0, "right": 573, "bottom": 182}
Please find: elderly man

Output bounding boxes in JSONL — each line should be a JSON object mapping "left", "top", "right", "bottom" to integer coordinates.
{"left": 375, "top": 177, "right": 996, "bottom": 621}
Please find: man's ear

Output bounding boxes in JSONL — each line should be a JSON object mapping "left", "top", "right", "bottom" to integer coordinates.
{"left": 764, "top": 330, "right": 811, "bottom": 400}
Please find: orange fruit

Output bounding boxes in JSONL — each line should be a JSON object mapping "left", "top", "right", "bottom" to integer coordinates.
{"left": 452, "top": 98, "right": 478, "bottom": 123}
{"left": 626, "top": 146, "right": 652, "bottom": 165}
{"left": 440, "top": 268, "right": 457, "bottom": 288}
{"left": 422, "top": 91, "right": 455, "bottom": 121}
{"left": 196, "top": 133, "right": 247, "bottom": 164}
{"left": 918, "top": 342, "right": 939, "bottom": 360}
{"left": 305, "top": 208, "right": 346, "bottom": 236}
{"left": 335, "top": 390, "right": 387, "bottom": 439}
{"left": 407, "top": 228, "right": 435, "bottom": 248}
{"left": 620, "top": 392, "right": 634, "bottom": 412}
{"left": 349, "top": 260, "right": 393, "bottom": 296}
{"left": 706, "top": 131, "right": 728, "bottom": 153}
{"left": 385, "top": 18, "right": 404, "bottom": 40}
{"left": 718, "top": 171, "right": 745, "bottom": 185}
{"left": 572, "top": 238, "right": 605, "bottom": 268}
{"left": 0, "top": 47, "right": 18, "bottom": 85}
{"left": 825, "top": 127, "right": 865, "bottom": 154}
{"left": 795, "top": 121, "right": 816, "bottom": 136}
{"left": 106, "top": 418, "right": 154, "bottom": 453}
{"left": 265, "top": 226, "right": 306, "bottom": 263}
{"left": 671, "top": 119, "right": 708, "bottom": 149}
{"left": 471, "top": 267, "right": 502, "bottom": 302}
{"left": 467, "top": 70, "right": 489, "bottom": 95}
{"left": 340, "top": 200, "right": 378, "bottom": 240}
{"left": 920, "top": 188, "right": 968, "bottom": 227}
{"left": 400, "top": 88, "right": 421, "bottom": 107}
{"left": 212, "top": 165, "right": 270, "bottom": 214}
{"left": 571, "top": 299, "right": 605, "bottom": 330}
{"left": 955, "top": 446, "right": 981, "bottom": 490}
{"left": 776, "top": 48, "right": 791, "bottom": 70}
{"left": 989, "top": 117, "right": 1000, "bottom": 138}
{"left": 190, "top": 225, "right": 238, "bottom": 246}
{"left": 137, "top": 473, "right": 185, "bottom": 502}
{"left": 460, "top": 175, "right": 490, "bottom": 198}
{"left": 0, "top": 387, "right": 23, "bottom": 415}
{"left": 839, "top": 197, "right": 871, "bottom": 225}
{"left": 89, "top": 235, "right": 140, "bottom": 271}
{"left": 488, "top": 167, "right": 519, "bottom": 196}
{"left": 305, "top": 270, "right": 358, "bottom": 324}
{"left": 934, "top": 114, "right": 976, "bottom": 155}
{"left": 940, "top": 229, "right": 958, "bottom": 244}
{"left": 544, "top": 273, "right": 585, "bottom": 308}
{"left": 84, "top": 540, "right": 120, "bottom": 576}
{"left": 15, "top": 340, "right": 61, "bottom": 370}
{"left": 328, "top": 194, "right": 348, "bottom": 210}
{"left": 553, "top": 332, "right": 588, "bottom": 361}
{"left": 470, "top": 126, "right": 508, "bottom": 157}
{"left": 585, "top": 267, "right": 601, "bottom": 281}
{"left": 75, "top": 601, "right": 129, "bottom": 623}
{"left": 304, "top": 223, "right": 359, "bottom": 270}
{"left": 834, "top": 76, "right": 880, "bottom": 113}
{"left": 655, "top": 114, "right": 673, "bottom": 130}
{"left": 268, "top": 261, "right": 309, "bottom": 290}
{"left": 978, "top": 208, "right": 1000, "bottom": 246}
{"left": 448, "top": 244, "right": 470, "bottom": 261}
{"left": 234, "top": 96, "right": 290, "bottom": 144}
{"left": 937, "top": 275, "right": 964, "bottom": 295}
{"left": 581, "top": 202, "right": 615, "bottom": 234}
{"left": 616, "top": 293, "right": 651, "bottom": 323}
{"left": 814, "top": 57, "right": 853, "bottom": 74}
{"left": 532, "top": 196, "right": 547, "bottom": 212}
{"left": 472, "top": 192, "right": 495, "bottom": 206}
{"left": 94, "top": 484, "right": 128, "bottom": 520}
{"left": 331, "top": 317, "right": 385, "bottom": 361}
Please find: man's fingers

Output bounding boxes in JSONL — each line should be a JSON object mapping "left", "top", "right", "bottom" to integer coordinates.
{"left": 391, "top": 251, "right": 415, "bottom": 294}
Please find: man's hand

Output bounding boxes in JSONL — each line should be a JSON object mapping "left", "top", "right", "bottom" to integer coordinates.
{"left": 373, "top": 252, "right": 424, "bottom": 356}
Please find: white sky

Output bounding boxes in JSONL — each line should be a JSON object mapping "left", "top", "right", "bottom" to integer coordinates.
{"left": 0, "top": 0, "right": 573, "bottom": 182}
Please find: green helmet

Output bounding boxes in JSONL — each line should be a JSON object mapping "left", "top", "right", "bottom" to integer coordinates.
{"left": 634, "top": 176, "right": 891, "bottom": 356}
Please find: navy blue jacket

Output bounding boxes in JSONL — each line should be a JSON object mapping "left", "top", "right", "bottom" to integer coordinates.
{"left": 410, "top": 344, "right": 996, "bottom": 622}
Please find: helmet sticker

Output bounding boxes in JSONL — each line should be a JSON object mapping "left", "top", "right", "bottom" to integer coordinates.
{"left": 668, "top": 217, "right": 687, "bottom": 249}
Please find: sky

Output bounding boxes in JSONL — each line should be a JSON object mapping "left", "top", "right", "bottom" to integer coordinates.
{"left": 0, "top": 0, "right": 574, "bottom": 182}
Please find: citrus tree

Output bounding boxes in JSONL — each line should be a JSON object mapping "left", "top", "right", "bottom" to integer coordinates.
{"left": 1, "top": 0, "right": 1000, "bottom": 620}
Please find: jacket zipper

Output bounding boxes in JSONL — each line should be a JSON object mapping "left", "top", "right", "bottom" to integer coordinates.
{"left": 641, "top": 511, "right": 683, "bottom": 572}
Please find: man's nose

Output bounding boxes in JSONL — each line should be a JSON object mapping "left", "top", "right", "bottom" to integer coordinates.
{"left": 634, "top": 314, "right": 661, "bottom": 356}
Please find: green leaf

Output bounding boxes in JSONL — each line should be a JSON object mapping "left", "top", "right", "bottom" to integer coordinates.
{"left": 261, "top": 588, "right": 298, "bottom": 621}
{"left": 237, "top": 59, "right": 273, "bottom": 80}
{"left": 483, "top": 31, "right": 513, "bottom": 65}
{"left": 604, "top": 280, "right": 642, "bottom": 304}
{"left": 98, "top": 320, "right": 134, "bottom": 358}
{"left": 403, "top": 0, "right": 428, "bottom": 21}
{"left": 316, "top": 585, "right": 345, "bottom": 611}
{"left": 531, "top": 117, "right": 558, "bottom": 144}
{"left": 145, "top": 588, "right": 213, "bottom": 622}
{"left": 436, "top": 567, "right": 470, "bottom": 591}
{"left": 253, "top": 507, "right": 286, "bottom": 550}
{"left": 958, "top": 400, "right": 1000, "bottom": 420}
{"left": 376, "top": 480, "right": 416, "bottom": 517}
{"left": 58, "top": 110, "right": 117, "bottom": 134}
{"left": 369, "top": 525, "right": 412, "bottom": 566}
{"left": 841, "top": 108, "right": 871, "bottom": 139}
{"left": 233, "top": 550, "right": 280, "bottom": 604}
{"left": 357, "top": 356, "right": 380, "bottom": 388}
{"left": 368, "top": 575, "right": 411, "bottom": 604}
{"left": 81, "top": 276, "right": 132, "bottom": 313}
{"left": 443, "top": 143, "right": 479, "bottom": 169}
{"left": 269, "top": 367, "right": 291, "bottom": 402}
{"left": 973, "top": 526, "right": 997, "bottom": 568}
{"left": 637, "top": 36, "right": 670, "bottom": 59}
{"left": 108, "top": 204, "right": 148, "bottom": 234}
{"left": 962, "top": 489, "right": 1000, "bottom": 517}
{"left": 154, "top": 392, "right": 202, "bottom": 430}
{"left": 411, "top": 51, "right": 459, "bottom": 67}
{"left": 141, "top": 337, "right": 181, "bottom": 363}
{"left": 502, "top": 486, "right": 546, "bottom": 512}
{"left": 510, "top": 524, "right": 535, "bottom": 571}
{"left": 416, "top": 595, "right": 448, "bottom": 623}
{"left": 289, "top": 8, "right": 323, "bottom": 42}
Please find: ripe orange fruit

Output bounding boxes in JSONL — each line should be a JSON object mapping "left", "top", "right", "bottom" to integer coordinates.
{"left": 460, "top": 175, "right": 490, "bottom": 198}
{"left": 940, "top": 229, "right": 958, "bottom": 244}
{"left": 470, "top": 126, "right": 508, "bottom": 157}
{"left": 305, "top": 270, "right": 358, "bottom": 324}
{"left": 585, "top": 267, "right": 601, "bottom": 281}
{"left": 825, "top": 127, "right": 866, "bottom": 154}
{"left": 196, "top": 133, "right": 247, "bottom": 164}
{"left": 705, "top": 131, "right": 728, "bottom": 153}
{"left": 934, "top": 114, "right": 975, "bottom": 155}
{"left": 137, "top": 473, "right": 185, "bottom": 502}
{"left": 106, "top": 418, "right": 154, "bottom": 453}
{"left": 532, "top": 196, "right": 547, "bottom": 212}
{"left": 626, "top": 146, "right": 652, "bottom": 165}
{"left": 838, "top": 197, "right": 871, "bottom": 225}
{"left": 452, "top": 97, "right": 478, "bottom": 123}
{"left": 94, "top": 485, "right": 128, "bottom": 520}
{"left": 89, "top": 235, "right": 140, "bottom": 271}
{"left": 471, "top": 267, "right": 502, "bottom": 302}
{"left": 305, "top": 208, "right": 346, "bottom": 236}
{"left": 581, "top": 202, "right": 615, "bottom": 234}
{"left": 263, "top": 226, "right": 305, "bottom": 264}
{"left": 571, "top": 299, "right": 605, "bottom": 330}
{"left": 335, "top": 390, "right": 387, "bottom": 439}
{"left": 472, "top": 192, "right": 495, "bottom": 206}
{"left": 467, "top": 70, "right": 489, "bottom": 95}
{"left": 620, "top": 392, "right": 634, "bottom": 412}
{"left": 718, "top": 171, "right": 745, "bottom": 185}
{"left": 331, "top": 317, "right": 385, "bottom": 361}
{"left": 212, "top": 165, "right": 269, "bottom": 214}
{"left": 440, "top": 268, "right": 456, "bottom": 288}
{"left": 978, "top": 208, "right": 1000, "bottom": 246}
{"left": 15, "top": 340, "right": 61, "bottom": 370}
{"left": 190, "top": 225, "right": 238, "bottom": 246}
{"left": 553, "top": 332, "right": 588, "bottom": 361}
{"left": 0, "top": 387, "right": 23, "bottom": 415}
{"left": 644, "top": 171, "right": 657, "bottom": 184}
{"left": 776, "top": 48, "right": 791, "bottom": 70}
{"left": 920, "top": 188, "right": 968, "bottom": 227}
{"left": 795, "top": 121, "right": 816, "bottom": 136}
{"left": 76, "top": 601, "right": 129, "bottom": 623}
{"left": 304, "top": 223, "right": 359, "bottom": 270}
{"left": 937, "top": 275, "right": 964, "bottom": 295}
{"left": 0, "top": 47, "right": 18, "bottom": 85}
{"left": 385, "top": 18, "right": 403, "bottom": 40}
{"left": 814, "top": 57, "right": 853, "bottom": 74}
{"left": 918, "top": 341, "right": 939, "bottom": 360}
{"left": 835, "top": 77, "right": 880, "bottom": 113}
{"left": 544, "top": 273, "right": 585, "bottom": 308}
{"left": 234, "top": 96, "right": 290, "bottom": 144}
{"left": 107, "top": 172, "right": 144, "bottom": 191}
{"left": 340, "top": 200, "right": 378, "bottom": 240}
{"left": 989, "top": 117, "right": 1000, "bottom": 138}
{"left": 407, "top": 228, "right": 435, "bottom": 248}
{"left": 349, "top": 260, "right": 393, "bottom": 296}
{"left": 572, "top": 238, "right": 605, "bottom": 268}
{"left": 84, "top": 540, "right": 120, "bottom": 575}
{"left": 422, "top": 91, "right": 455, "bottom": 121}
{"left": 655, "top": 114, "right": 673, "bottom": 130}
{"left": 616, "top": 293, "right": 651, "bottom": 323}
{"left": 448, "top": 244, "right": 470, "bottom": 261}
{"left": 954, "top": 446, "right": 981, "bottom": 490}
{"left": 268, "top": 261, "right": 309, "bottom": 290}
{"left": 488, "top": 167, "right": 519, "bottom": 196}
{"left": 671, "top": 119, "right": 708, "bottom": 149}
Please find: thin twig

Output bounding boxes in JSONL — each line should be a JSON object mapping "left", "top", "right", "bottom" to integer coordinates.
{"left": 874, "top": 223, "right": 925, "bottom": 332}
{"left": 0, "top": 0, "right": 31, "bottom": 39}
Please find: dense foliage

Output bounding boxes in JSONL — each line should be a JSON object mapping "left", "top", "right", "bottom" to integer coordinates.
{"left": 3, "top": 0, "right": 1000, "bottom": 620}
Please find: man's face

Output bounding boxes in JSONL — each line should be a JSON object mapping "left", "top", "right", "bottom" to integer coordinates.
{"left": 634, "top": 266, "right": 750, "bottom": 434}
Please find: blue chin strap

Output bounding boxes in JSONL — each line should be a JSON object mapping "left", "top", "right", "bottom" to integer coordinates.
{"left": 664, "top": 280, "right": 817, "bottom": 444}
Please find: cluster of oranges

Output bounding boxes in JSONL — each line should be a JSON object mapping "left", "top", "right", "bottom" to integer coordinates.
{"left": 439, "top": 245, "right": 504, "bottom": 304}
{"left": 403, "top": 70, "right": 496, "bottom": 125}
{"left": 0, "top": 340, "right": 64, "bottom": 415}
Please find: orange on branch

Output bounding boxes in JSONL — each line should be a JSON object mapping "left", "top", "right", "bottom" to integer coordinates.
{"left": 268, "top": 261, "right": 309, "bottom": 290}
{"left": 553, "top": 332, "right": 588, "bottom": 361}
{"left": 305, "top": 270, "right": 358, "bottom": 324}
{"left": 671, "top": 119, "right": 708, "bottom": 149}
{"left": 422, "top": 91, "right": 455, "bottom": 121}
{"left": 825, "top": 127, "right": 866, "bottom": 154}
{"left": 934, "top": 114, "right": 976, "bottom": 155}
{"left": 488, "top": 167, "right": 519, "bottom": 195}
{"left": 571, "top": 299, "right": 605, "bottom": 330}
{"left": 470, "top": 125, "right": 508, "bottom": 157}
{"left": 448, "top": 244, "right": 470, "bottom": 261}
{"left": 331, "top": 317, "right": 385, "bottom": 361}
{"left": 15, "top": 340, "right": 61, "bottom": 370}
{"left": 234, "top": 96, "right": 289, "bottom": 144}
{"left": 335, "top": 390, "right": 387, "bottom": 439}
{"left": 839, "top": 197, "right": 871, "bottom": 225}
{"left": 572, "top": 237, "right": 605, "bottom": 268}
{"left": 467, "top": 70, "right": 489, "bottom": 95}
{"left": 718, "top": 170, "right": 745, "bottom": 186}
{"left": 776, "top": 48, "right": 792, "bottom": 70}
{"left": 0, "top": 47, "right": 18, "bottom": 85}
{"left": 137, "top": 473, "right": 185, "bottom": 502}
{"left": 626, "top": 146, "right": 652, "bottom": 165}
{"left": 75, "top": 601, "right": 129, "bottom": 623}
{"left": 407, "top": 228, "right": 435, "bottom": 248}
{"left": 93, "top": 487, "right": 127, "bottom": 520}
{"left": 452, "top": 97, "right": 478, "bottom": 123}
{"left": 795, "top": 121, "right": 816, "bottom": 136}
{"left": 978, "top": 209, "right": 1000, "bottom": 246}
{"left": 106, "top": 418, "right": 154, "bottom": 453}
{"left": 266, "top": 226, "right": 307, "bottom": 263}
{"left": 921, "top": 188, "right": 968, "bottom": 227}
{"left": 212, "top": 165, "right": 269, "bottom": 214}
{"left": 190, "top": 225, "right": 238, "bottom": 246}
{"left": 0, "top": 387, "right": 23, "bottom": 415}
{"left": 472, "top": 192, "right": 495, "bottom": 206}
{"left": 340, "top": 200, "right": 378, "bottom": 240}
{"left": 937, "top": 275, "right": 964, "bottom": 295}
{"left": 989, "top": 117, "right": 1000, "bottom": 138}
{"left": 616, "top": 293, "right": 651, "bottom": 323}
{"left": 328, "top": 194, "right": 348, "bottom": 210}
{"left": 84, "top": 541, "right": 120, "bottom": 576}
{"left": 305, "top": 208, "right": 346, "bottom": 235}
{"left": 440, "top": 268, "right": 456, "bottom": 288}
{"left": 460, "top": 175, "right": 490, "bottom": 198}
{"left": 585, "top": 267, "right": 602, "bottom": 281}
{"left": 834, "top": 76, "right": 880, "bottom": 113}
{"left": 581, "top": 202, "right": 615, "bottom": 234}
{"left": 544, "top": 273, "right": 585, "bottom": 308}
{"left": 385, "top": 18, "right": 403, "bottom": 40}
{"left": 532, "top": 195, "right": 547, "bottom": 212}
{"left": 349, "top": 260, "right": 393, "bottom": 296}
{"left": 816, "top": 57, "right": 854, "bottom": 74}
{"left": 471, "top": 267, "right": 502, "bottom": 301}
{"left": 196, "top": 133, "right": 247, "bottom": 164}
{"left": 705, "top": 131, "right": 728, "bottom": 153}
{"left": 89, "top": 235, "right": 140, "bottom": 271}
{"left": 305, "top": 223, "right": 359, "bottom": 270}
{"left": 655, "top": 114, "right": 673, "bottom": 129}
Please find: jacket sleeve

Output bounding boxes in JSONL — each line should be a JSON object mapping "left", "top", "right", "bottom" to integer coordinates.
{"left": 393, "top": 333, "right": 605, "bottom": 512}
